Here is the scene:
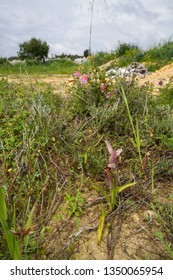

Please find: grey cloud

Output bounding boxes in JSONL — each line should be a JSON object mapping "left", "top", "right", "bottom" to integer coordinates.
{"left": 0, "top": 0, "right": 173, "bottom": 57}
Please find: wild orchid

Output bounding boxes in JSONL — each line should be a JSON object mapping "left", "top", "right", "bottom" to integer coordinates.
{"left": 105, "top": 140, "right": 122, "bottom": 187}
{"left": 106, "top": 92, "right": 111, "bottom": 99}
{"left": 105, "top": 140, "right": 122, "bottom": 170}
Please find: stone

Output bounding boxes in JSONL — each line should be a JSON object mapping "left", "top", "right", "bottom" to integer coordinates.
{"left": 106, "top": 62, "right": 148, "bottom": 78}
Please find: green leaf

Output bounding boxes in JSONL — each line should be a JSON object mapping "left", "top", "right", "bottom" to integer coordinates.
{"left": 92, "top": 185, "right": 110, "bottom": 204}
{"left": 0, "top": 188, "right": 20, "bottom": 259}
{"left": 0, "top": 187, "right": 7, "bottom": 221}
{"left": 24, "top": 205, "right": 36, "bottom": 250}
{"left": 110, "top": 187, "right": 118, "bottom": 211}
{"left": 117, "top": 182, "right": 136, "bottom": 194}
{"left": 25, "top": 205, "right": 35, "bottom": 230}
{"left": 98, "top": 211, "right": 106, "bottom": 245}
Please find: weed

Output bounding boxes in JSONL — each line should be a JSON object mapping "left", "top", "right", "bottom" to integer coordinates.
{"left": 151, "top": 202, "right": 173, "bottom": 259}
{"left": 1, "top": 40, "right": 173, "bottom": 259}
{"left": 0, "top": 187, "right": 20, "bottom": 259}
{"left": 64, "top": 191, "right": 84, "bottom": 218}
{"left": 120, "top": 85, "right": 143, "bottom": 167}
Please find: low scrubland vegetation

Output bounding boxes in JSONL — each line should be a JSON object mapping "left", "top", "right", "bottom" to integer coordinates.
{"left": 1, "top": 39, "right": 173, "bottom": 75}
{"left": 0, "top": 40, "right": 173, "bottom": 259}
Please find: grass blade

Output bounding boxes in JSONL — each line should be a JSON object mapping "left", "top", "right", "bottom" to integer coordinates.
{"left": 117, "top": 182, "right": 136, "bottom": 194}
{"left": 0, "top": 188, "right": 20, "bottom": 259}
{"left": 98, "top": 210, "right": 106, "bottom": 245}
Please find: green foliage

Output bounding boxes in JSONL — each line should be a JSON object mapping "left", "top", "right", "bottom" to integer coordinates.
{"left": 84, "top": 49, "right": 90, "bottom": 58}
{"left": 116, "top": 42, "right": 142, "bottom": 57}
{"left": 0, "top": 57, "right": 9, "bottom": 65}
{"left": 18, "top": 37, "right": 49, "bottom": 61}
{"left": 142, "top": 39, "right": 173, "bottom": 71}
{"left": 0, "top": 187, "right": 20, "bottom": 259}
{"left": 120, "top": 85, "right": 142, "bottom": 166}
{"left": 64, "top": 191, "right": 84, "bottom": 218}
{"left": 157, "top": 78, "right": 173, "bottom": 108}
{"left": 1, "top": 43, "right": 173, "bottom": 259}
{"left": 93, "top": 182, "right": 136, "bottom": 212}
{"left": 0, "top": 58, "right": 80, "bottom": 75}
{"left": 143, "top": 40, "right": 173, "bottom": 63}
{"left": 0, "top": 80, "right": 64, "bottom": 258}
{"left": 90, "top": 51, "right": 116, "bottom": 67}
{"left": 114, "top": 39, "right": 173, "bottom": 70}
{"left": 117, "top": 48, "right": 144, "bottom": 67}
{"left": 70, "top": 68, "right": 118, "bottom": 117}
{"left": 151, "top": 202, "right": 173, "bottom": 259}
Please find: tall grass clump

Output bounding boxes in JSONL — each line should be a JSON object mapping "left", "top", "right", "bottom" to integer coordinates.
{"left": 0, "top": 79, "right": 66, "bottom": 258}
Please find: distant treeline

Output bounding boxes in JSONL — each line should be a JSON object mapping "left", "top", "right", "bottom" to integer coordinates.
{"left": 0, "top": 53, "right": 83, "bottom": 64}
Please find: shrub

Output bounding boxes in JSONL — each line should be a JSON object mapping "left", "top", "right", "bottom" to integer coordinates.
{"left": 143, "top": 39, "right": 173, "bottom": 70}
{"left": 116, "top": 42, "right": 142, "bottom": 57}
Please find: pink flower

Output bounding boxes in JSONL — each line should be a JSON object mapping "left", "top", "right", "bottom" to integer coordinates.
{"left": 106, "top": 92, "right": 111, "bottom": 99}
{"left": 100, "top": 83, "right": 107, "bottom": 93}
{"left": 80, "top": 74, "right": 89, "bottom": 84}
{"left": 158, "top": 80, "right": 163, "bottom": 86}
{"left": 105, "top": 140, "right": 122, "bottom": 170}
{"left": 73, "top": 71, "right": 81, "bottom": 77}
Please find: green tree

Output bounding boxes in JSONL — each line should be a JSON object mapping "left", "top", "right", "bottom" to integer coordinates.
{"left": 83, "top": 49, "right": 90, "bottom": 58}
{"left": 18, "top": 38, "right": 49, "bottom": 62}
{"left": 116, "top": 42, "right": 141, "bottom": 57}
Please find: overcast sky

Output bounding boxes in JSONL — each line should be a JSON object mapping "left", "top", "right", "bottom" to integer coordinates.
{"left": 0, "top": 0, "right": 173, "bottom": 57}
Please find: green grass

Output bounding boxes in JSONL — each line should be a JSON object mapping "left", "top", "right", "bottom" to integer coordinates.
{"left": 114, "top": 39, "right": 173, "bottom": 70}
{"left": 1, "top": 39, "right": 173, "bottom": 76}
{"left": 0, "top": 40, "right": 173, "bottom": 259}
{"left": 0, "top": 58, "right": 81, "bottom": 76}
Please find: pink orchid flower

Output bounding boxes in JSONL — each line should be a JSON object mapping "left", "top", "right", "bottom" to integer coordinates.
{"left": 106, "top": 92, "right": 111, "bottom": 99}
{"left": 105, "top": 140, "right": 122, "bottom": 169}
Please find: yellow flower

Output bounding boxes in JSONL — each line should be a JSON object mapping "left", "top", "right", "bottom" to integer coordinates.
{"left": 8, "top": 168, "right": 13, "bottom": 173}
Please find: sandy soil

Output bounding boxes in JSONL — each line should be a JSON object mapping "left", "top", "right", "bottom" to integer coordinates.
{"left": 136, "top": 62, "right": 173, "bottom": 94}
{"left": 1, "top": 62, "right": 173, "bottom": 94}
{"left": 44, "top": 182, "right": 173, "bottom": 260}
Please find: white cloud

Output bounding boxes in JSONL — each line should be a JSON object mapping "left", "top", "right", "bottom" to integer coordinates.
{"left": 0, "top": 0, "right": 172, "bottom": 57}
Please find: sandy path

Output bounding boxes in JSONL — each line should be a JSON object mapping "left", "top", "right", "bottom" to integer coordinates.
{"left": 136, "top": 63, "right": 173, "bottom": 93}
{"left": 1, "top": 62, "right": 173, "bottom": 95}
{"left": 0, "top": 74, "right": 70, "bottom": 95}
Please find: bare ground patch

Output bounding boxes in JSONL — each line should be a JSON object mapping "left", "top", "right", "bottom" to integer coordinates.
{"left": 43, "top": 182, "right": 173, "bottom": 260}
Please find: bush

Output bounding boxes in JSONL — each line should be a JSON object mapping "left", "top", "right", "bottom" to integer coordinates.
{"left": 0, "top": 57, "right": 9, "bottom": 65}
{"left": 157, "top": 78, "right": 173, "bottom": 108}
{"left": 143, "top": 39, "right": 173, "bottom": 70}
{"left": 116, "top": 42, "right": 142, "bottom": 57}
{"left": 90, "top": 51, "right": 116, "bottom": 67}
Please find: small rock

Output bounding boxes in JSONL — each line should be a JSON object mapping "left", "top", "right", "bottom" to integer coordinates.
{"left": 131, "top": 213, "right": 140, "bottom": 223}
{"left": 143, "top": 210, "right": 155, "bottom": 221}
